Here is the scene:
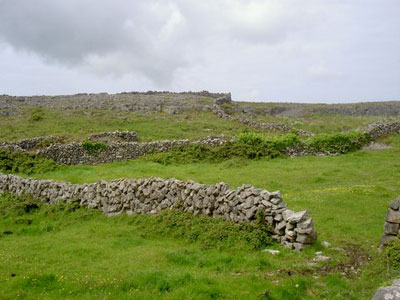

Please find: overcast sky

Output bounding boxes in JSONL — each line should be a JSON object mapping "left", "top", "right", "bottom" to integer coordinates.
{"left": 0, "top": 0, "right": 399, "bottom": 102}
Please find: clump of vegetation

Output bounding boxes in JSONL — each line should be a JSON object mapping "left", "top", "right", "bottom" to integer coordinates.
{"left": 384, "top": 238, "right": 400, "bottom": 270}
{"left": 144, "top": 131, "right": 371, "bottom": 165}
{"left": 82, "top": 140, "right": 107, "bottom": 155}
{"left": 306, "top": 132, "right": 371, "bottom": 154}
{"left": 29, "top": 108, "right": 44, "bottom": 122}
{"left": 0, "top": 149, "right": 58, "bottom": 175}
{"left": 131, "top": 209, "right": 272, "bottom": 250}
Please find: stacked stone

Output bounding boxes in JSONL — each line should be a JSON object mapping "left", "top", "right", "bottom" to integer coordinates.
{"left": 380, "top": 196, "right": 400, "bottom": 246}
{"left": 0, "top": 173, "right": 317, "bottom": 250}
{"left": 0, "top": 136, "right": 61, "bottom": 151}
{"left": 366, "top": 121, "right": 400, "bottom": 140}
{"left": 36, "top": 136, "right": 228, "bottom": 165}
{"left": 88, "top": 131, "right": 138, "bottom": 142}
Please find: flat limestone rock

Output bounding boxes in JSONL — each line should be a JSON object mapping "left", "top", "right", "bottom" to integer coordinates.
{"left": 372, "top": 286, "right": 400, "bottom": 300}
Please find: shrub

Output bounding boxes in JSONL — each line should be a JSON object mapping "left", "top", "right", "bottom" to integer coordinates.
{"left": 306, "top": 132, "right": 371, "bottom": 154}
{"left": 0, "top": 149, "right": 58, "bottom": 175}
{"left": 29, "top": 108, "right": 44, "bottom": 122}
{"left": 82, "top": 140, "right": 107, "bottom": 155}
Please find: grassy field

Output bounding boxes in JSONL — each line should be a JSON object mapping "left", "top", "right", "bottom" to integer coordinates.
{"left": 2, "top": 106, "right": 398, "bottom": 143}
{"left": 1, "top": 106, "right": 400, "bottom": 299}
{"left": 0, "top": 107, "right": 256, "bottom": 142}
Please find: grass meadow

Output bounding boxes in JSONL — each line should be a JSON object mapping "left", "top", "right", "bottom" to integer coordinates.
{"left": 1, "top": 108, "right": 400, "bottom": 299}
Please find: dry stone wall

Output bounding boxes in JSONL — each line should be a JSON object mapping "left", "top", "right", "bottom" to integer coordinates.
{"left": 0, "top": 136, "right": 227, "bottom": 165}
{"left": 212, "top": 104, "right": 312, "bottom": 136}
{"left": 365, "top": 121, "right": 400, "bottom": 140}
{"left": 88, "top": 131, "right": 138, "bottom": 142}
{"left": 0, "top": 173, "right": 317, "bottom": 250}
{"left": 380, "top": 196, "right": 400, "bottom": 246}
{"left": 0, "top": 91, "right": 230, "bottom": 116}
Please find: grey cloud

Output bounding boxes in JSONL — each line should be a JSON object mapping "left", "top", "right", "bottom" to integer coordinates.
{"left": 0, "top": 0, "right": 399, "bottom": 101}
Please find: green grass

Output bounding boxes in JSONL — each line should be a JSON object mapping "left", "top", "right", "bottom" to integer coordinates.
{"left": 26, "top": 135, "right": 400, "bottom": 246}
{"left": 0, "top": 192, "right": 396, "bottom": 299}
{"left": 0, "top": 107, "right": 267, "bottom": 142}
{"left": 2, "top": 104, "right": 400, "bottom": 299}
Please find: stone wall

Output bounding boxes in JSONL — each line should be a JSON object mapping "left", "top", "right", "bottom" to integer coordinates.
{"left": 0, "top": 91, "right": 230, "bottom": 116}
{"left": 38, "top": 136, "right": 227, "bottom": 165}
{"left": 88, "top": 131, "right": 138, "bottom": 143}
{"left": 0, "top": 136, "right": 63, "bottom": 151}
{"left": 380, "top": 196, "right": 400, "bottom": 246}
{"left": 365, "top": 121, "right": 400, "bottom": 140}
{"left": 212, "top": 104, "right": 312, "bottom": 136}
{"left": 0, "top": 173, "right": 317, "bottom": 250}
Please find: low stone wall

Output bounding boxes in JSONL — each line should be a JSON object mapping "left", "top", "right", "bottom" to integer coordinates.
{"left": 0, "top": 173, "right": 316, "bottom": 250}
{"left": 212, "top": 104, "right": 312, "bottom": 136}
{"left": 88, "top": 131, "right": 138, "bottom": 142}
{"left": 37, "top": 136, "right": 228, "bottom": 165}
{"left": 365, "top": 121, "right": 400, "bottom": 140}
{"left": 380, "top": 196, "right": 400, "bottom": 246}
{"left": 0, "top": 136, "right": 63, "bottom": 151}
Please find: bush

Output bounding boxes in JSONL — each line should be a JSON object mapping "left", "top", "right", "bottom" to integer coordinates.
{"left": 0, "top": 149, "right": 58, "bottom": 175}
{"left": 144, "top": 131, "right": 371, "bottom": 165}
{"left": 82, "top": 140, "right": 107, "bottom": 155}
{"left": 29, "top": 108, "right": 44, "bottom": 122}
{"left": 306, "top": 132, "right": 371, "bottom": 154}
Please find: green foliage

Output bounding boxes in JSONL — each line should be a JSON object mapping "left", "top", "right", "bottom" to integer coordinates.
{"left": 145, "top": 131, "right": 373, "bottom": 165}
{"left": 0, "top": 149, "right": 58, "bottom": 175}
{"left": 306, "top": 132, "right": 371, "bottom": 154}
{"left": 82, "top": 140, "right": 107, "bottom": 155}
{"left": 29, "top": 109, "right": 44, "bottom": 122}
{"left": 132, "top": 209, "right": 272, "bottom": 250}
{"left": 145, "top": 133, "right": 301, "bottom": 165}
{"left": 384, "top": 238, "right": 400, "bottom": 270}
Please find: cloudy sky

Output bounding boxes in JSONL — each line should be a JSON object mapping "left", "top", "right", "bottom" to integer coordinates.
{"left": 0, "top": 0, "right": 399, "bottom": 102}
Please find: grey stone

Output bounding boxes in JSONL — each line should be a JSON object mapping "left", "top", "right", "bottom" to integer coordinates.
{"left": 391, "top": 198, "right": 400, "bottom": 210}
{"left": 380, "top": 235, "right": 398, "bottom": 246}
{"left": 387, "top": 209, "right": 400, "bottom": 224}
{"left": 287, "top": 210, "right": 309, "bottom": 224}
{"left": 385, "top": 222, "right": 400, "bottom": 235}
{"left": 372, "top": 286, "right": 400, "bottom": 300}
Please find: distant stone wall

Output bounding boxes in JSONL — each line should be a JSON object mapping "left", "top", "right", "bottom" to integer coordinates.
{"left": 380, "top": 196, "right": 400, "bottom": 246}
{"left": 88, "top": 131, "right": 138, "bottom": 142}
{"left": 0, "top": 173, "right": 317, "bottom": 250}
{"left": 0, "top": 91, "right": 231, "bottom": 116}
{"left": 213, "top": 104, "right": 312, "bottom": 136}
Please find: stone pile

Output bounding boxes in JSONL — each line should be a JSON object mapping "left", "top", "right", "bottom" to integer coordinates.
{"left": 0, "top": 173, "right": 317, "bottom": 250}
{"left": 380, "top": 196, "right": 400, "bottom": 246}
{"left": 88, "top": 131, "right": 138, "bottom": 142}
